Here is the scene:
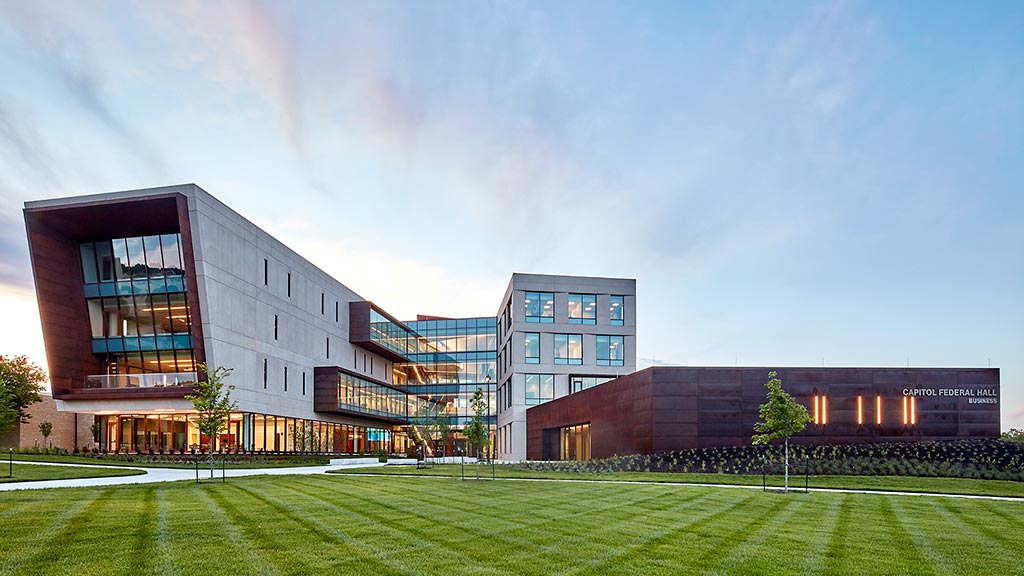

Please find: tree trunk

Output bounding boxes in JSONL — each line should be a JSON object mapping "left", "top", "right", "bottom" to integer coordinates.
{"left": 209, "top": 436, "right": 215, "bottom": 481}
{"left": 784, "top": 439, "right": 789, "bottom": 494}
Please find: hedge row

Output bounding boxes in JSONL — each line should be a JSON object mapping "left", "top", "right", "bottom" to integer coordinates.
{"left": 515, "top": 439, "right": 1024, "bottom": 481}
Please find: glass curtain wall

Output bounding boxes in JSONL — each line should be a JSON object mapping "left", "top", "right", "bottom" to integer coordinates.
{"left": 80, "top": 234, "right": 195, "bottom": 380}
{"left": 397, "top": 317, "right": 497, "bottom": 453}
{"left": 93, "top": 412, "right": 408, "bottom": 455}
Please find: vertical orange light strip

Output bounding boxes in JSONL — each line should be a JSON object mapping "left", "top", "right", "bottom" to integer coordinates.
{"left": 822, "top": 396, "right": 828, "bottom": 425}
{"left": 813, "top": 395, "right": 819, "bottom": 424}
{"left": 910, "top": 396, "right": 916, "bottom": 425}
{"left": 857, "top": 396, "right": 863, "bottom": 425}
{"left": 902, "top": 396, "right": 908, "bottom": 425}
{"left": 876, "top": 396, "right": 882, "bottom": 425}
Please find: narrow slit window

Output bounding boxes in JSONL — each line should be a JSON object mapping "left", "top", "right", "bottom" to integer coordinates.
{"left": 263, "top": 358, "right": 267, "bottom": 389}
{"left": 857, "top": 396, "right": 863, "bottom": 425}
{"left": 274, "top": 314, "right": 278, "bottom": 340}
{"left": 876, "top": 396, "right": 882, "bottom": 425}
{"left": 284, "top": 366, "right": 288, "bottom": 392}
{"left": 263, "top": 259, "right": 268, "bottom": 286}
{"left": 287, "top": 273, "right": 292, "bottom": 297}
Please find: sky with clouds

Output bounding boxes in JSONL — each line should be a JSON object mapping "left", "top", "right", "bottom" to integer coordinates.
{"left": 0, "top": 1, "right": 1021, "bottom": 428}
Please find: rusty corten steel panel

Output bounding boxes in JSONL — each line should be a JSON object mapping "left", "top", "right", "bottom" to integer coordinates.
{"left": 526, "top": 367, "right": 1000, "bottom": 459}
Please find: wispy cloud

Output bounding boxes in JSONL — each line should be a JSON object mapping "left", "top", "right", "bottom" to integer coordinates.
{"left": 0, "top": 1, "right": 167, "bottom": 178}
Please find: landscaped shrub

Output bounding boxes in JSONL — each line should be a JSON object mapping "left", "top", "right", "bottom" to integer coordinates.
{"left": 514, "top": 439, "right": 1024, "bottom": 481}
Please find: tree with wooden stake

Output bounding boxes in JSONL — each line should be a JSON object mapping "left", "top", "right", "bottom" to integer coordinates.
{"left": 185, "top": 364, "right": 237, "bottom": 481}
{"left": 752, "top": 371, "right": 811, "bottom": 493}
{"left": 463, "top": 387, "right": 489, "bottom": 480}
{"left": 38, "top": 421, "right": 52, "bottom": 448}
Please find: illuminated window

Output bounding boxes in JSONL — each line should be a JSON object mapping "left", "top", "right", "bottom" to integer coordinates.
{"left": 524, "top": 333, "right": 540, "bottom": 364}
{"left": 610, "top": 295, "right": 624, "bottom": 326}
{"left": 525, "top": 374, "right": 554, "bottom": 405}
{"left": 812, "top": 395, "right": 829, "bottom": 425}
{"left": 568, "top": 294, "right": 597, "bottom": 325}
{"left": 876, "top": 396, "right": 882, "bottom": 425}
{"left": 554, "top": 334, "right": 583, "bottom": 365}
{"left": 902, "top": 396, "right": 916, "bottom": 426}
{"left": 524, "top": 292, "right": 554, "bottom": 323}
{"left": 857, "top": 396, "right": 863, "bottom": 425}
{"left": 597, "top": 335, "right": 624, "bottom": 367}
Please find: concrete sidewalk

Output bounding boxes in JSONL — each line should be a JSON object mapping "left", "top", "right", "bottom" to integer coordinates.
{"left": 0, "top": 460, "right": 383, "bottom": 491}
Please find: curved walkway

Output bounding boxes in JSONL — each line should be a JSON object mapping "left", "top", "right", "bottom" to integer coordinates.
{"left": 4, "top": 462, "right": 1022, "bottom": 503}
{"left": 0, "top": 460, "right": 377, "bottom": 491}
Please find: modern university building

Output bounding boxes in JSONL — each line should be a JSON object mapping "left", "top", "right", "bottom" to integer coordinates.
{"left": 23, "top": 184, "right": 1000, "bottom": 460}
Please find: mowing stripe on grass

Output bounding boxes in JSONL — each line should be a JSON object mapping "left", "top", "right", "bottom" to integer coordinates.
{"left": 11, "top": 488, "right": 116, "bottom": 574}
{"left": 123, "top": 487, "right": 158, "bottom": 574}
{"left": 703, "top": 496, "right": 809, "bottom": 575}
{"left": 0, "top": 491, "right": 103, "bottom": 574}
{"left": 977, "top": 500, "right": 1024, "bottom": 530}
{"left": 194, "top": 487, "right": 283, "bottom": 576}
{"left": 228, "top": 480, "right": 418, "bottom": 575}
{"left": 822, "top": 495, "right": 854, "bottom": 575}
{"left": 793, "top": 495, "right": 845, "bottom": 576}
{"left": 881, "top": 497, "right": 937, "bottom": 576}
{"left": 288, "top": 476, "right": 534, "bottom": 570}
{"left": 557, "top": 492, "right": 759, "bottom": 576}
{"left": 678, "top": 492, "right": 797, "bottom": 575}
{"left": 154, "top": 488, "right": 180, "bottom": 576}
{"left": 934, "top": 499, "right": 1024, "bottom": 561}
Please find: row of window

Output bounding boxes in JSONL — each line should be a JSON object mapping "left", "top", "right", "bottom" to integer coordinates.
{"left": 523, "top": 333, "right": 625, "bottom": 366}
{"left": 262, "top": 258, "right": 341, "bottom": 322}
{"left": 80, "top": 235, "right": 185, "bottom": 284}
{"left": 812, "top": 395, "right": 917, "bottom": 426}
{"left": 86, "top": 293, "right": 192, "bottom": 338}
{"left": 524, "top": 292, "right": 625, "bottom": 325}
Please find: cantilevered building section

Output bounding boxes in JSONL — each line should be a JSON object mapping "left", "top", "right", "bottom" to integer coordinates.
{"left": 23, "top": 184, "right": 533, "bottom": 456}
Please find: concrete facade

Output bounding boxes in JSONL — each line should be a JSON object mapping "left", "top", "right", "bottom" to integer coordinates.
{"left": 494, "top": 273, "right": 637, "bottom": 460}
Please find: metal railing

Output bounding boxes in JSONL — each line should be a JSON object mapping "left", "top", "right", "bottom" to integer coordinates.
{"left": 83, "top": 372, "right": 197, "bottom": 389}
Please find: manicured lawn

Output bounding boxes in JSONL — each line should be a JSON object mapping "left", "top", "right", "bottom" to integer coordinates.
{"left": 10, "top": 453, "right": 328, "bottom": 469}
{"left": 0, "top": 463, "right": 144, "bottom": 484}
{"left": 1, "top": 474, "right": 1022, "bottom": 575}
{"left": 330, "top": 463, "right": 1024, "bottom": 498}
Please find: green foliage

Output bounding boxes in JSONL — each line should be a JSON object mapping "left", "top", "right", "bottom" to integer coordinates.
{"left": 752, "top": 371, "right": 811, "bottom": 445}
{"left": 184, "top": 363, "right": 237, "bottom": 478}
{"left": 1001, "top": 428, "right": 1024, "bottom": 443}
{"left": 508, "top": 439, "right": 1024, "bottom": 482}
{"left": 184, "top": 363, "right": 237, "bottom": 443}
{"left": 0, "top": 355, "right": 47, "bottom": 432}
{"left": 463, "top": 387, "right": 489, "bottom": 456}
{"left": 38, "top": 420, "right": 52, "bottom": 440}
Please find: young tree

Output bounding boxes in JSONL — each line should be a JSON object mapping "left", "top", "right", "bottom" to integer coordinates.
{"left": 0, "top": 355, "right": 47, "bottom": 433}
{"left": 90, "top": 421, "right": 102, "bottom": 449}
{"left": 752, "top": 371, "right": 811, "bottom": 493}
{"left": 38, "top": 421, "right": 53, "bottom": 448}
{"left": 463, "top": 387, "right": 489, "bottom": 479}
{"left": 185, "top": 363, "right": 237, "bottom": 481}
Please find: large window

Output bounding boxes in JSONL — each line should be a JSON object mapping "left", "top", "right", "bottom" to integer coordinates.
{"left": 524, "top": 333, "right": 540, "bottom": 364}
{"left": 525, "top": 374, "right": 554, "bottom": 405}
{"left": 571, "top": 376, "right": 614, "bottom": 393}
{"left": 80, "top": 234, "right": 184, "bottom": 284}
{"left": 568, "top": 294, "right": 596, "bottom": 324}
{"left": 86, "top": 293, "right": 191, "bottom": 338}
{"left": 597, "top": 335, "right": 624, "bottom": 366}
{"left": 609, "top": 295, "right": 624, "bottom": 326}
{"left": 554, "top": 334, "right": 583, "bottom": 365}
{"left": 561, "top": 423, "right": 591, "bottom": 460}
{"left": 524, "top": 291, "right": 554, "bottom": 323}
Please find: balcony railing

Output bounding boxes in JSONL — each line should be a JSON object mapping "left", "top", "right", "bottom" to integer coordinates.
{"left": 83, "top": 372, "right": 197, "bottom": 390}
